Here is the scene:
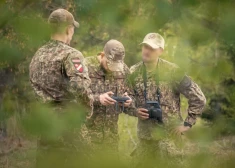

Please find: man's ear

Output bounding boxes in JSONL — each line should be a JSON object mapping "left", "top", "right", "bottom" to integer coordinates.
{"left": 66, "top": 25, "right": 74, "bottom": 35}
{"left": 159, "top": 48, "right": 164, "bottom": 54}
{"left": 66, "top": 26, "right": 69, "bottom": 35}
{"left": 100, "top": 52, "right": 105, "bottom": 58}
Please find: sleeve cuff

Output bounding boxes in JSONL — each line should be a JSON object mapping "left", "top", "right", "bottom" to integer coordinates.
{"left": 123, "top": 106, "right": 138, "bottom": 117}
{"left": 184, "top": 115, "right": 197, "bottom": 126}
{"left": 184, "top": 122, "right": 192, "bottom": 128}
{"left": 124, "top": 99, "right": 138, "bottom": 117}
{"left": 93, "top": 94, "right": 100, "bottom": 105}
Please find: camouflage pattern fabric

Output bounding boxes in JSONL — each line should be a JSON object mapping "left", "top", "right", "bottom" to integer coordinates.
{"left": 129, "top": 58, "right": 206, "bottom": 140}
{"left": 82, "top": 56, "right": 135, "bottom": 153}
{"left": 29, "top": 40, "right": 93, "bottom": 107}
{"left": 131, "top": 136, "right": 197, "bottom": 168}
{"left": 30, "top": 40, "right": 94, "bottom": 167}
{"left": 129, "top": 58, "right": 206, "bottom": 167}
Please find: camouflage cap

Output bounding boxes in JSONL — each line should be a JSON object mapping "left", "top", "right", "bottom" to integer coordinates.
{"left": 48, "top": 8, "right": 79, "bottom": 28}
{"left": 140, "top": 33, "right": 165, "bottom": 49}
{"left": 104, "top": 40, "right": 125, "bottom": 72}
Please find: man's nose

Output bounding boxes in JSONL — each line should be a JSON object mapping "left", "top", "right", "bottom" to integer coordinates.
{"left": 144, "top": 53, "right": 149, "bottom": 57}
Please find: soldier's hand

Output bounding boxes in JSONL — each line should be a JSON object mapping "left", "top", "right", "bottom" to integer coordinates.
{"left": 122, "top": 92, "right": 133, "bottom": 107}
{"left": 99, "top": 91, "right": 116, "bottom": 106}
{"left": 172, "top": 125, "right": 190, "bottom": 136}
{"left": 137, "top": 108, "right": 149, "bottom": 120}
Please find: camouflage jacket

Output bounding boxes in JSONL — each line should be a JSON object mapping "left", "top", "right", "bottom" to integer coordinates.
{"left": 29, "top": 40, "right": 92, "bottom": 106}
{"left": 129, "top": 59, "right": 206, "bottom": 140}
{"left": 83, "top": 56, "right": 134, "bottom": 147}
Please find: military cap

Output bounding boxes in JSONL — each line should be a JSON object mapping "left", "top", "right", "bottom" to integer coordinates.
{"left": 48, "top": 8, "right": 79, "bottom": 28}
{"left": 140, "top": 33, "right": 165, "bottom": 49}
{"left": 104, "top": 39, "right": 125, "bottom": 72}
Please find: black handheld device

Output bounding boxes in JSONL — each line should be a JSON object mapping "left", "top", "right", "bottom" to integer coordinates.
{"left": 145, "top": 101, "right": 163, "bottom": 123}
{"left": 112, "top": 96, "right": 130, "bottom": 111}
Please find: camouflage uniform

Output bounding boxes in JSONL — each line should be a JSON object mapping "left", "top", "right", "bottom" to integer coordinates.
{"left": 30, "top": 9, "right": 93, "bottom": 168}
{"left": 83, "top": 55, "right": 135, "bottom": 154}
{"left": 29, "top": 40, "right": 92, "bottom": 105}
{"left": 29, "top": 39, "right": 95, "bottom": 167}
{"left": 129, "top": 58, "right": 206, "bottom": 167}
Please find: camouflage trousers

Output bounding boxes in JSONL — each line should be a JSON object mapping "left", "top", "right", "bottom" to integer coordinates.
{"left": 83, "top": 137, "right": 121, "bottom": 166}
{"left": 81, "top": 124, "right": 120, "bottom": 154}
{"left": 130, "top": 137, "right": 191, "bottom": 168}
{"left": 79, "top": 125, "right": 122, "bottom": 167}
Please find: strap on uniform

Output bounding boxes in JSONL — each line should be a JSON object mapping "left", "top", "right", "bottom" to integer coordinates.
{"left": 142, "top": 62, "right": 161, "bottom": 103}
{"left": 143, "top": 63, "right": 148, "bottom": 103}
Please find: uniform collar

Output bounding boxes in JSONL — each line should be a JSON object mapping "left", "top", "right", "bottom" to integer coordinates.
{"left": 142, "top": 59, "right": 160, "bottom": 75}
{"left": 91, "top": 56, "right": 105, "bottom": 76}
{"left": 49, "top": 39, "right": 68, "bottom": 46}
{"left": 92, "top": 56, "right": 125, "bottom": 78}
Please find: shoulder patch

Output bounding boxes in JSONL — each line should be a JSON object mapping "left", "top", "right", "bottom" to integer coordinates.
{"left": 72, "top": 58, "right": 83, "bottom": 73}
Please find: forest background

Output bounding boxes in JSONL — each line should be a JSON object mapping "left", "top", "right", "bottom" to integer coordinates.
{"left": 0, "top": 0, "right": 235, "bottom": 167}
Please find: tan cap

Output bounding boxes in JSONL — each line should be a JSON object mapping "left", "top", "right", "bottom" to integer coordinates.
{"left": 140, "top": 33, "right": 165, "bottom": 49}
{"left": 104, "top": 40, "right": 125, "bottom": 72}
{"left": 48, "top": 9, "right": 79, "bottom": 28}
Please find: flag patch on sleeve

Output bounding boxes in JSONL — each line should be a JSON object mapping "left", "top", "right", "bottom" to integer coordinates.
{"left": 72, "top": 59, "right": 83, "bottom": 73}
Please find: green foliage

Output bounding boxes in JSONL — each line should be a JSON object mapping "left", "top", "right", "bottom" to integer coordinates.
{"left": 1, "top": 0, "right": 235, "bottom": 167}
{"left": 21, "top": 103, "right": 85, "bottom": 140}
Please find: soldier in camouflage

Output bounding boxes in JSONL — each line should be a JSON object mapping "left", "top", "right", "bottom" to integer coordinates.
{"left": 128, "top": 33, "right": 206, "bottom": 167}
{"left": 29, "top": 8, "right": 92, "bottom": 106}
{"left": 29, "top": 9, "right": 113, "bottom": 168}
{"left": 83, "top": 40, "right": 135, "bottom": 157}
